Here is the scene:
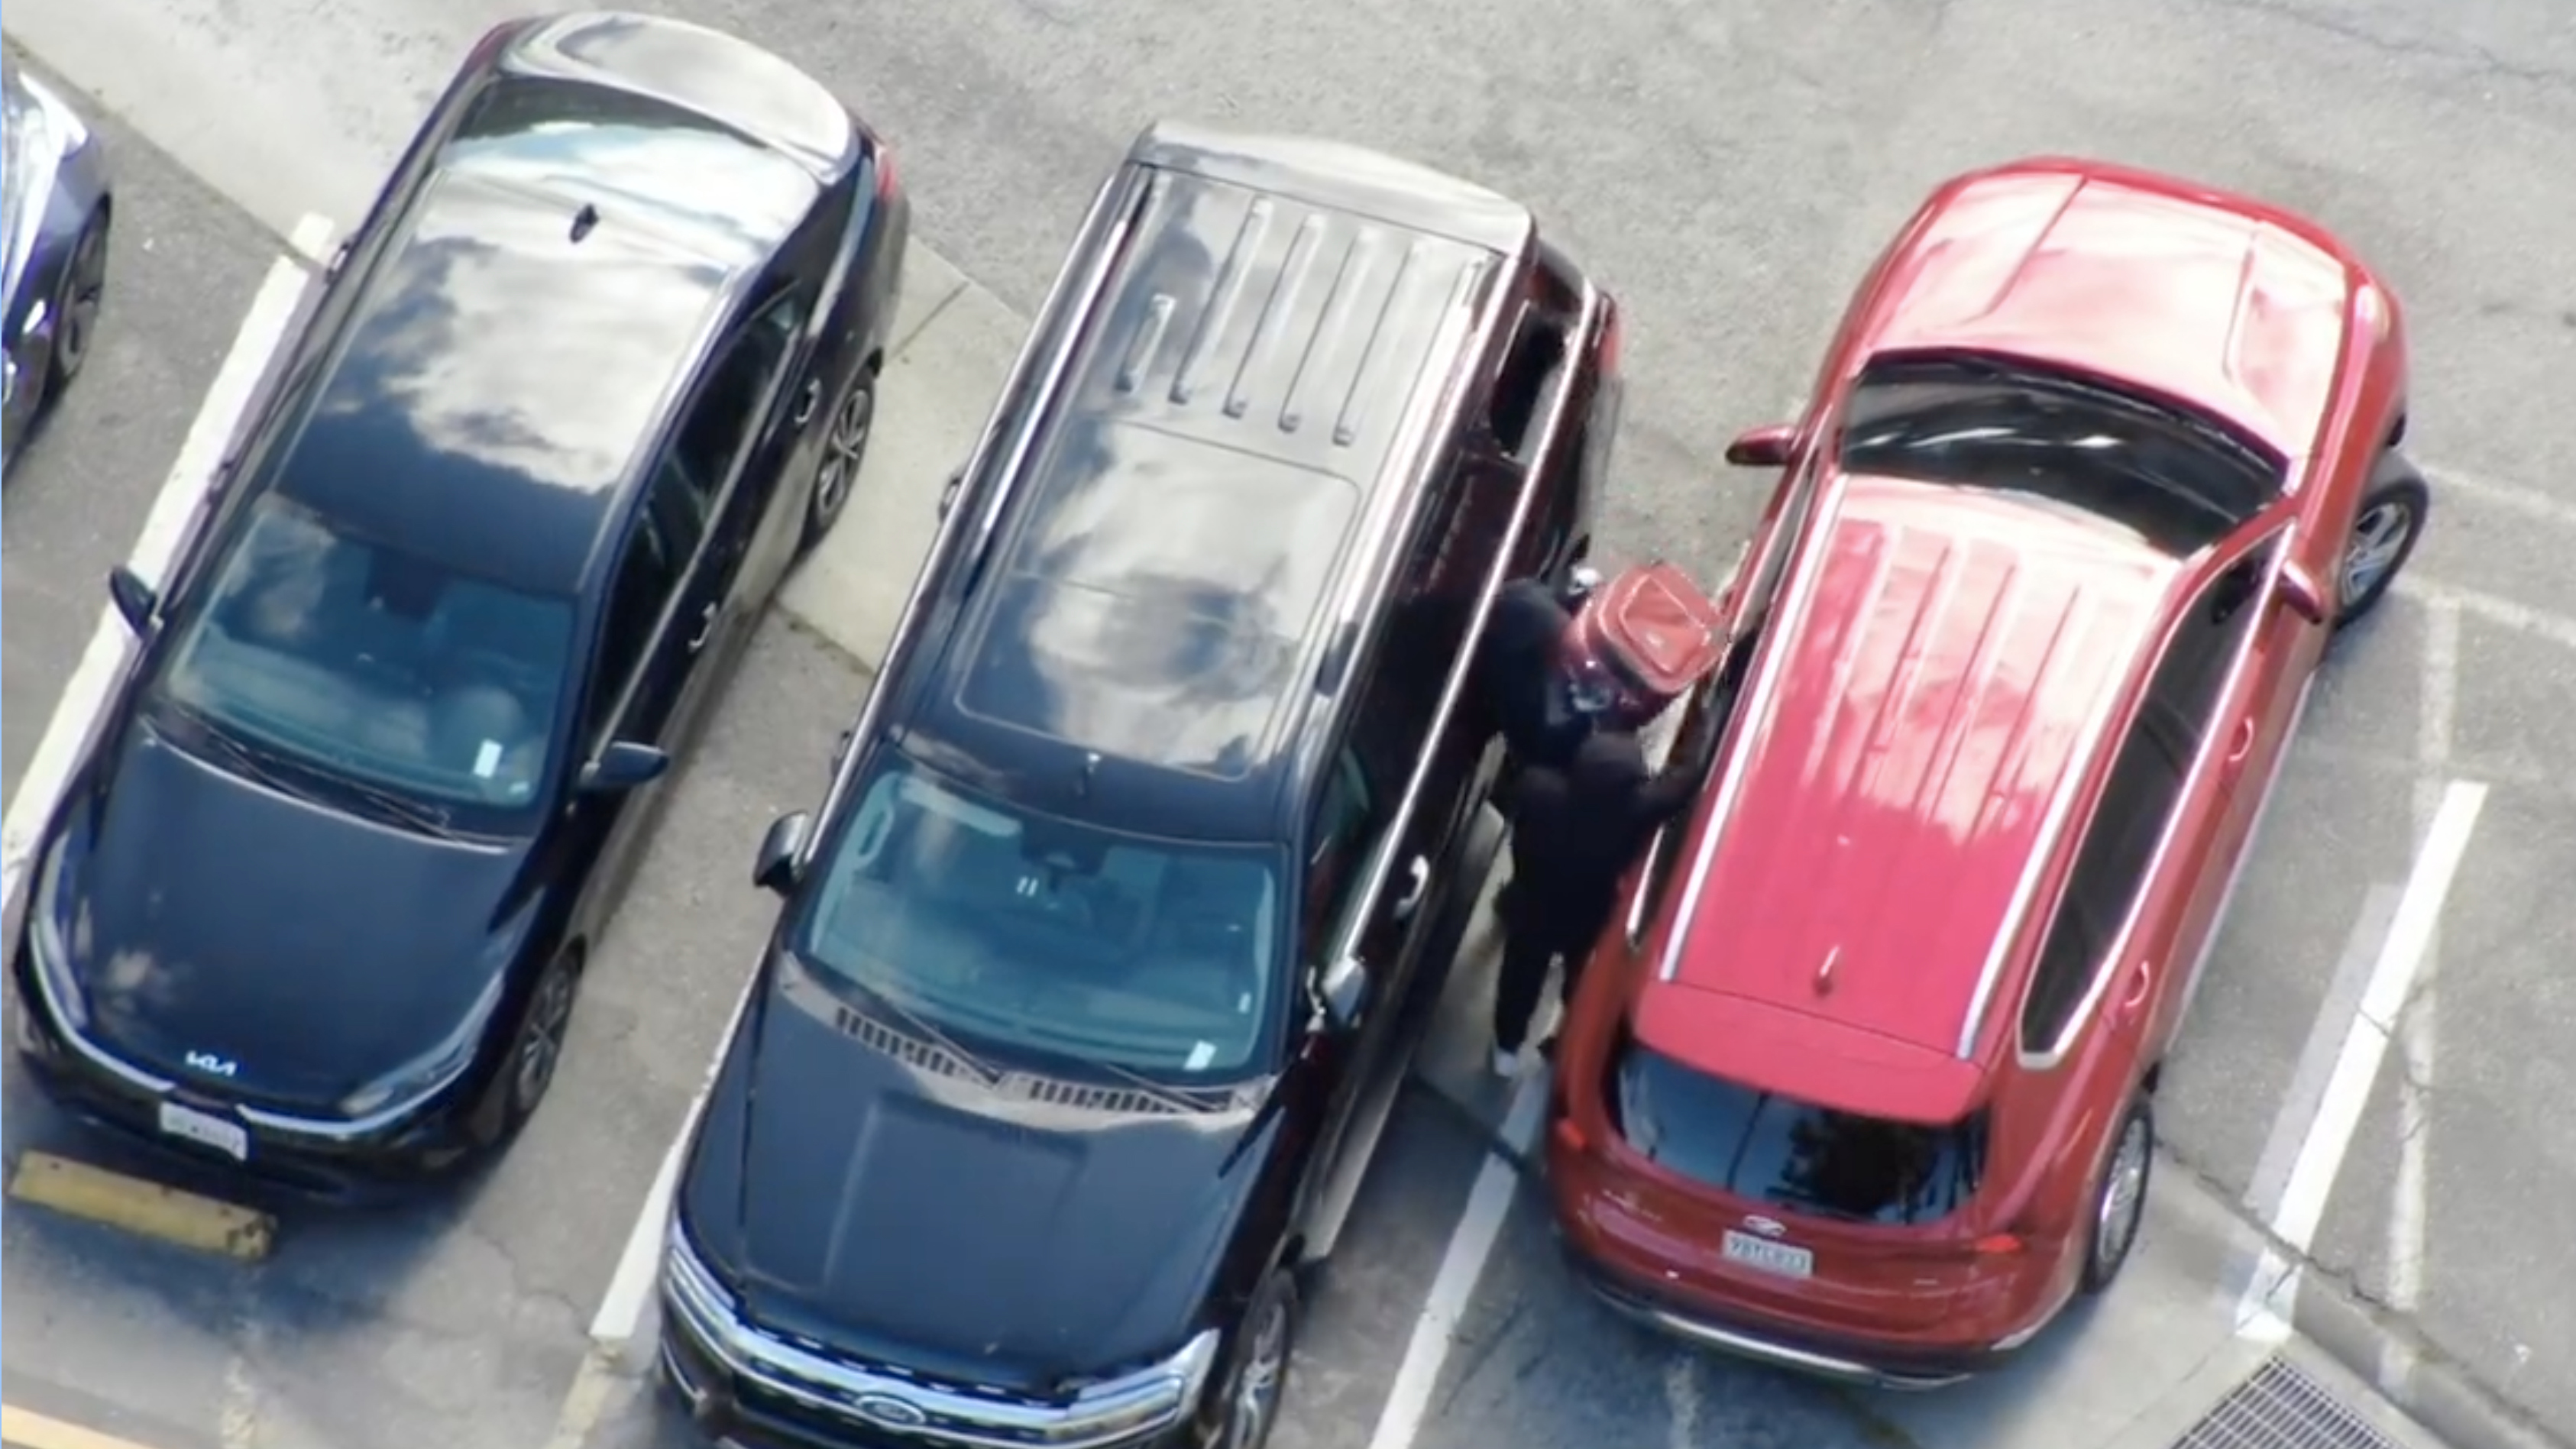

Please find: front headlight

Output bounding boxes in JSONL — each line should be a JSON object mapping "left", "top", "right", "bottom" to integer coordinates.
{"left": 662, "top": 1213, "right": 738, "bottom": 1327}
{"left": 28, "top": 829, "right": 90, "bottom": 1030}
{"left": 1055, "top": 1328, "right": 1222, "bottom": 1443}
{"left": 335, "top": 969, "right": 506, "bottom": 1118}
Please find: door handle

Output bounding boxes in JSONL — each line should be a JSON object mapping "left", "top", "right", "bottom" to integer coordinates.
{"left": 2220, "top": 717, "right": 2255, "bottom": 773}
{"left": 1393, "top": 855, "right": 1429, "bottom": 922}
{"left": 687, "top": 600, "right": 718, "bottom": 654}
{"left": 2118, "top": 960, "right": 2156, "bottom": 1021}
{"left": 791, "top": 377, "right": 822, "bottom": 429}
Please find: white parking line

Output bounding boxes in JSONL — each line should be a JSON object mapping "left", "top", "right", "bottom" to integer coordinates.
{"left": 1365, "top": 1069, "right": 1549, "bottom": 1449}
{"left": 2382, "top": 596, "right": 2459, "bottom": 1384}
{"left": 2419, "top": 458, "right": 2576, "bottom": 535}
{"left": 2235, "top": 779, "right": 2485, "bottom": 1338}
{"left": 0, "top": 217, "right": 328, "bottom": 926}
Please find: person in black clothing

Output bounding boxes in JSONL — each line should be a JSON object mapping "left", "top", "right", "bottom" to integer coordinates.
{"left": 1490, "top": 726, "right": 1698, "bottom": 1077}
{"left": 1477, "top": 571, "right": 1606, "bottom": 775}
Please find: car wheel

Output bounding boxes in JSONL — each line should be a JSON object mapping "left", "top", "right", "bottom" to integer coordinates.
{"left": 47, "top": 208, "right": 111, "bottom": 396}
{"left": 2334, "top": 456, "right": 2429, "bottom": 630}
{"left": 2079, "top": 1098, "right": 2154, "bottom": 1295}
{"left": 476, "top": 954, "right": 582, "bottom": 1146}
{"left": 1212, "top": 1271, "right": 1299, "bottom": 1449}
{"left": 799, "top": 373, "right": 875, "bottom": 555}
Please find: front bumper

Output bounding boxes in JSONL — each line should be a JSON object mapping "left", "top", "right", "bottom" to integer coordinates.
{"left": 655, "top": 1269, "right": 1196, "bottom": 1449}
{"left": 1555, "top": 1226, "right": 2014, "bottom": 1392}
{"left": 11, "top": 960, "right": 477, "bottom": 1202}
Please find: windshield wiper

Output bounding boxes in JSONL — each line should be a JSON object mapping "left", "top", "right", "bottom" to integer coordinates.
{"left": 331, "top": 778, "right": 465, "bottom": 841}
{"left": 164, "top": 702, "right": 321, "bottom": 802}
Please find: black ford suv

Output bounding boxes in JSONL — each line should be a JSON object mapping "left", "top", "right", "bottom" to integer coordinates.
{"left": 658, "top": 121, "right": 1620, "bottom": 1449}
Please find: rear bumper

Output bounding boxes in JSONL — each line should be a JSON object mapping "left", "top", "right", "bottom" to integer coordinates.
{"left": 1555, "top": 1225, "right": 2011, "bottom": 1392}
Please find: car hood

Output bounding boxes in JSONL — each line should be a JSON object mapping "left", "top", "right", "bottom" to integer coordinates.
{"left": 62, "top": 720, "right": 526, "bottom": 1109}
{"left": 687, "top": 962, "right": 1269, "bottom": 1392}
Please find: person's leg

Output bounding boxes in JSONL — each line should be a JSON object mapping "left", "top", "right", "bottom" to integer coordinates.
{"left": 1491, "top": 926, "right": 1557, "bottom": 1076}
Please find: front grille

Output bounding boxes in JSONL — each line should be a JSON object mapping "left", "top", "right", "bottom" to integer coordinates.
{"left": 2174, "top": 1358, "right": 2417, "bottom": 1449}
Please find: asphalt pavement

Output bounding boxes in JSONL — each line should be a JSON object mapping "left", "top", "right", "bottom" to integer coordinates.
{"left": 2, "top": 2, "right": 2572, "bottom": 1449}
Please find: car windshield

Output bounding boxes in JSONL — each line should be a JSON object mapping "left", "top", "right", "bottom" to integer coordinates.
{"left": 150, "top": 493, "right": 578, "bottom": 829}
{"left": 790, "top": 754, "right": 1287, "bottom": 1085}
{"left": 1837, "top": 351, "right": 2285, "bottom": 561}
{"left": 1609, "top": 1030, "right": 1988, "bottom": 1227}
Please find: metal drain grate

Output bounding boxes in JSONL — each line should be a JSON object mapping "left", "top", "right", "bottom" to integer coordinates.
{"left": 2176, "top": 1358, "right": 2412, "bottom": 1449}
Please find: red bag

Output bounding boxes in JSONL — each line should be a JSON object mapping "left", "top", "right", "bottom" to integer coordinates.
{"left": 1573, "top": 561, "right": 1724, "bottom": 716}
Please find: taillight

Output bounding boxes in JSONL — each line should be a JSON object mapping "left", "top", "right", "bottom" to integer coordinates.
{"left": 465, "top": 20, "right": 518, "bottom": 68}
{"left": 1597, "top": 309, "right": 1624, "bottom": 374}
{"left": 1971, "top": 1232, "right": 2025, "bottom": 1257}
{"left": 871, "top": 147, "right": 900, "bottom": 201}
{"left": 1553, "top": 1117, "right": 1588, "bottom": 1155}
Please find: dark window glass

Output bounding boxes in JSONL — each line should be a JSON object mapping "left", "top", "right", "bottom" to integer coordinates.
{"left": 2143, "top": 542, "right": 2278, "bottom": 752}
{"left": 1837, "top": 351, "right": 2286, "bottom": 560}
{"left": 1302, "top": 749, "right": 1379, "bottom": 952}
{"left": 589, "top": 516, "right": 679, "bottom": 738}
{"left": 1488, "top": 309, "right": 1569, "bottom": 460}
{"left": 151, "top": 494, "right": 578, "bottom": 826}
{"left": 2021, "top": 724, "right": 2187, "bottom": 1052}
{"left": 1610, "top": 1032, "right": 1989, "bottom": 1226}
{"left": 665, "top": 296, "right": 801, "bottom": 511}
{"left": 791, "top": 754, "right": 1289, "bottom": 1083}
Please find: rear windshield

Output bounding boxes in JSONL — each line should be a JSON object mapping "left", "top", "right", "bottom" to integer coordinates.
{"left": 1837, "top": 350, "right": 2285, "bottom": 561}
{"left": 1609, "top": 1031, "right": 1988, "bottom": 1227}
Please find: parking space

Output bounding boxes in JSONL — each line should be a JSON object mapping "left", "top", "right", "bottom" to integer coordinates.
{"left": 7, "top": 2, "right": 2575, "bottom": 1448}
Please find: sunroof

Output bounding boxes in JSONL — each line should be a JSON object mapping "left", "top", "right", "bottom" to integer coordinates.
{"left": 957, "top": 422, "right": 1361, "bottom": 778}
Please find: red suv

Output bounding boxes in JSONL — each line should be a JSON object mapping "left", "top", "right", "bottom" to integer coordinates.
{"left": 1545, "top": 157, "right": 2426, "bottom": 1388}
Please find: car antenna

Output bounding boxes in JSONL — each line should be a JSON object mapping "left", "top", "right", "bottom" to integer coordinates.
{"left": 568, "top": 203, "right": 600, "bottom": 243}
{"left": 1075, "top": 751, "right": 1102, "bottom": 800}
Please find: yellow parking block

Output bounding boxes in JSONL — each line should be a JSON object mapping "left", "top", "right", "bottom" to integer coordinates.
{"left": 1, "top": 1402, "right": 161, "bottom": 1449}
{"left": 5, "top": 1152, "right": 274, "bottom": 1261}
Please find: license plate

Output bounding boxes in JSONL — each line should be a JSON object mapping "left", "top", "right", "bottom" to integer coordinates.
{"left": 1720, "top": 1228, "right": 1812, "bottom": 1279}
{"left": 157, "top": 1101, "right": 249, "bottom": 1161}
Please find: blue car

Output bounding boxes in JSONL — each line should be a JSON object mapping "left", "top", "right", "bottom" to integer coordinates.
{"left": 3, "top": 56, "right": 112, "bottom": 466}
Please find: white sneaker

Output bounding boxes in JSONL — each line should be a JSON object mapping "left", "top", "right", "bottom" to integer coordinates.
{"left": 1491, "top": 1046, "right": 1523, "bottom": 1079}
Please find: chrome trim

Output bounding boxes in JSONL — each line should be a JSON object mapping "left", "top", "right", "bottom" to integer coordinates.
{"left": 804, "top": 167, "right": 1151, "bottom": 853}
{"left": 2014, "top": 524, "right": 2293, "bottom": 1071}
{"left": 1328, "top": 280, "right": 1602, "bottom": 967}
{"left": 1581, "top": 1278, "right": 1967, "bottom": 1391}
{"left": 1654, "top": 471, "right": 1850, "bottom": 984}
{"left": 662, "top": 1224, "right": 1211, "bottom": 1449}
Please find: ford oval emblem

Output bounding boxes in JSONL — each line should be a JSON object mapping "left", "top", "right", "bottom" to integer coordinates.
{"left": 848, "top": 1392, "right": 929, "bottom": 1430}
{"left": 1743, "top": 1215, "right": 1788, "bottom": 1238}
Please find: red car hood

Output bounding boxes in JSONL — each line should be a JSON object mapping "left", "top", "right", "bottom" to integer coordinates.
{"left": 1863, "top": 167, "right": 2363, "bottom": 461}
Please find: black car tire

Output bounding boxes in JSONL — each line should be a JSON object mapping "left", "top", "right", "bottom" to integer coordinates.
{"left": 1209, "top": 1270, "right": 1299, "bottom": 1449}
{"left": 475, "top": 953, "right": 583, "bottom": 1147}
{"left": 2078, "top": 1097, "right": 2154, "bottom": 1295}
{"left": 2333, "top": 455, "right": 2429, "bottom": 630}
{"left": 47, "top": 207, "right": 111, "bottom": 398}
{"left": 799, "top": 372, "right": 876, "bottom": 555}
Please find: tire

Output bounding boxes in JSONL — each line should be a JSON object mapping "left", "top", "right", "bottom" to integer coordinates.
{"left": 2333, "top": 455, "right": 2429, "bottom": 630}
{"left": 46, "top": 208, "right": 111, "bottom": 398}
{"left": 475, "top": 954, "right": 583, "bottom": 1147}
{"left": 1206, "top": 1271, "right": 1299, "bottom": 1449}
{"left": 799, "top": 373, "right": 876, "bottom": 555}
{"left": 2079, "top": 1098, "right": 2155, "bottom": 1295}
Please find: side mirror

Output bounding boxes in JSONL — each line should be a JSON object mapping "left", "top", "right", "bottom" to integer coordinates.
{"left": 754, "top": 811, "right": 812, "bottom": 896}
{"left": 578, "top": 740, "right": 670, "bottom": 794}
{"left": 1723, "top": 423, "right": 1797, "bottom": 469}
{"left": 2277, "top": 561, "right": 2330, "bottom": 626}
{"left": 1317, "top": 956, "right": 1369, "bottom": 1030}
{"left": 108, "top": 566, "right": 158, "bottom": 636}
